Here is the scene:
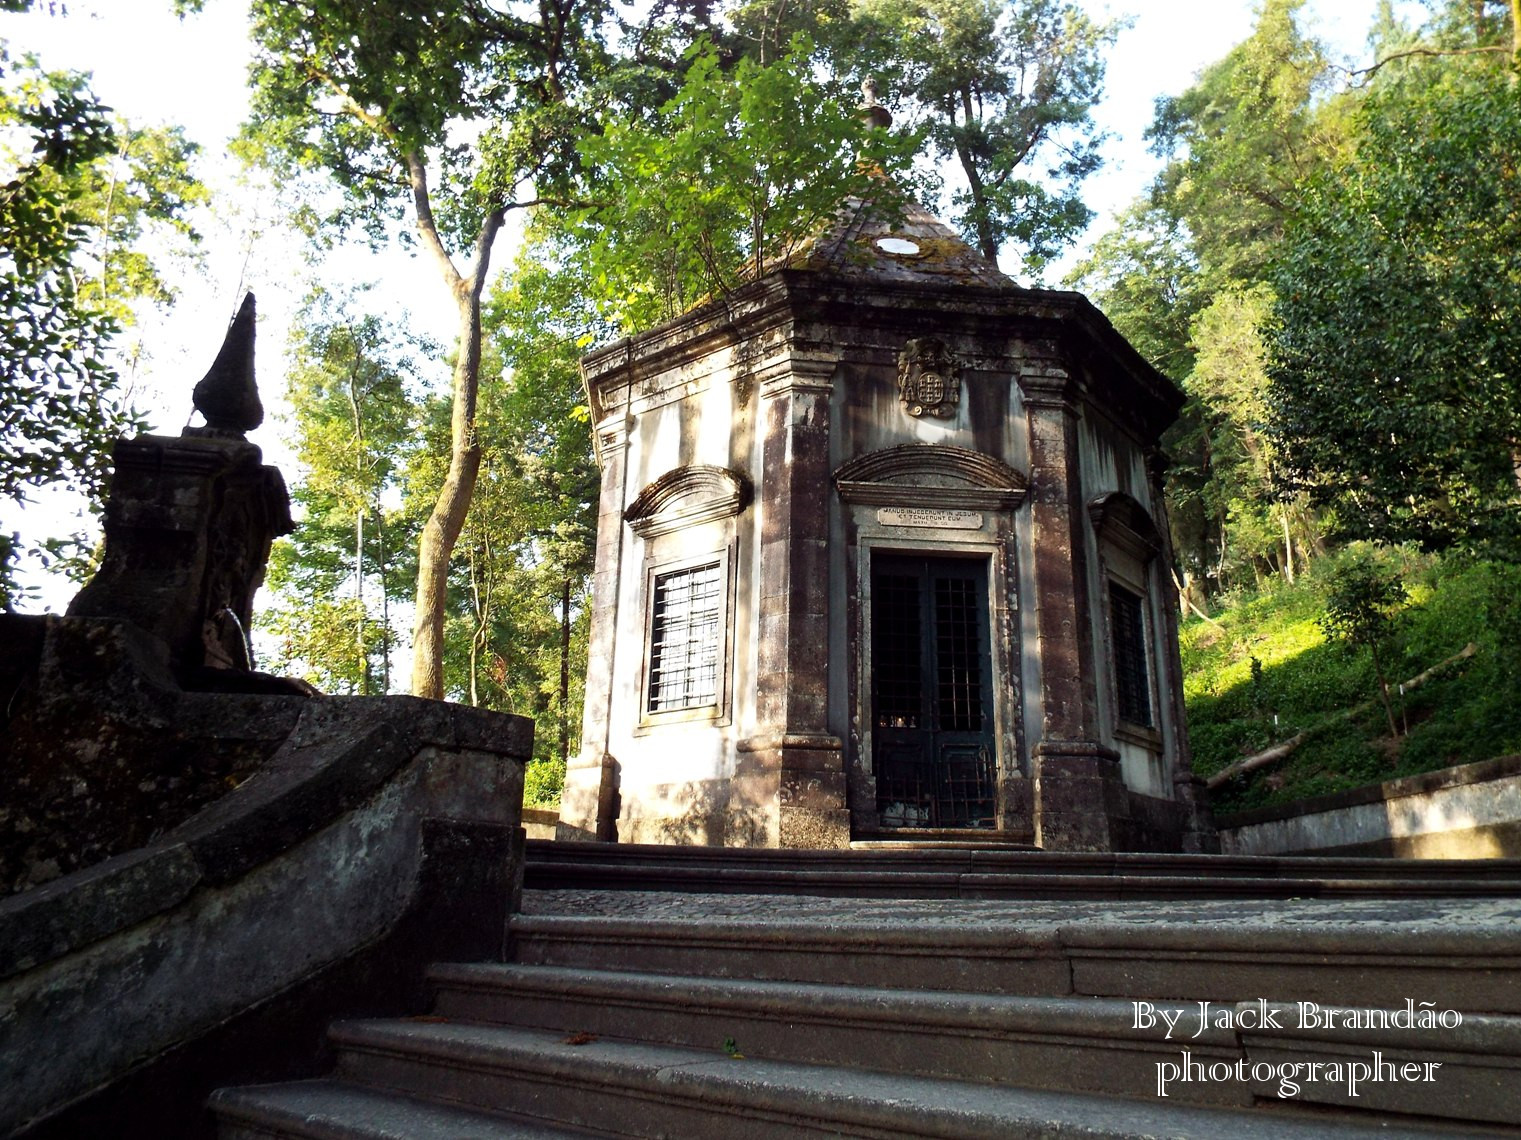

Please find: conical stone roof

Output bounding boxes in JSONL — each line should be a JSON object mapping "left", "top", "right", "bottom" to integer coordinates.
{"left": 796, "top": 194, "right": 1014, "bottom": 289}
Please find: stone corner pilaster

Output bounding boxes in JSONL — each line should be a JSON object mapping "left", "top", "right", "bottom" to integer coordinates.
{"left": 556, "top": 751, "right": 620, "bottom": 843}
{"left": 735, "top": 734, "right": 849, "bottom": 849}
{"left": 1032, "top": 739, "right": 1131, "bottom": 852}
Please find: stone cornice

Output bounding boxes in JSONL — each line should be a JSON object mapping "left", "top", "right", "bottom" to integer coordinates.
{"left": 579, "top": 269, "right": 1184, "bottom": 442}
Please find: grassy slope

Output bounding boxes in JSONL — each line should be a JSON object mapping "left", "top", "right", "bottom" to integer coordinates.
{"left": 1182, "top": 552, "right": 1521, "bottom": 815}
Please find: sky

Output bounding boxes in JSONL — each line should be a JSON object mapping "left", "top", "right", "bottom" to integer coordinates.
{"left": 2, "top": 0, "right": 1403, "bottom": 611}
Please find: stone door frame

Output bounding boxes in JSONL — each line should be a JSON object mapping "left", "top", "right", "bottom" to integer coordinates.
{"left": 842, "top": 513, "right": 1029, "bottom": 838}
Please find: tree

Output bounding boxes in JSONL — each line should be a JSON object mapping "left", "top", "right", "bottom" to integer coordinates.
{"left": 1146, "top": 0, "right": 1345, "bottom": 289}
{"left": 237, "top": 0, "right": 611, "bottom": 697}
{"left": 1188, "top": 285, "right": 1320, "bottom": 584}
{"left": 571, "top": 34, "right": 913, "bottom": 331}
{"left": 0, "top": 40, "right": 205, "bottom": 607}
{"left": 850, "top": 0, "right": 1117, "bottom": 274}
{"left": 1318, "top": 553, "right": 1407, "bottom": 739}
{"left": 486, "top": 243, "right": 600, "bottom": 767}
{"left": 1266, "top": 65, "right": 1521, "bottom": 559}
{"left": 1073, "top": 0, "right": 1351, "bottom": 598}
{"left": 0, "top": 53, "right": 119, "bottom": 510}
{"left": 261, "top": 290, "right": 421, "bottom": 692}
{"left": 72, "top": 121, "right": 206, "bottom": 326}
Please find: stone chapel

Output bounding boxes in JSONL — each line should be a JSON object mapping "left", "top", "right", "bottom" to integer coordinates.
{"left": 556, "top": 190, "right": 1214, "bottom": 854}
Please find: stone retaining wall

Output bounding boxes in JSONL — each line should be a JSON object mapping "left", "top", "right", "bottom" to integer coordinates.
{"left": 1216, "top": 754, "right": 1521, "bottom": 858}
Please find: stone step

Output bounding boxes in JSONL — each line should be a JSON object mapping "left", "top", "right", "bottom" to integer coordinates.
{"left": 850, "top": 827, "right": 1037, "bottom": 848}
{"left": 210, "top": 1079, "right": 602, "bottom": 1139}
{"left": 427, "top": 962, "right": 1245, "bottom": 1108}
{"left": 508, "top": 896, "right": 1521, "bottom": 1011}
{"left": 524, "top": 839, "right": 1521, "bottom": 898}
{"left": 318, "top": 1018, "right": 1464, "bottom": 1138}
{"left": 426, "top": 962, "right": 1521, "bottom": 1126}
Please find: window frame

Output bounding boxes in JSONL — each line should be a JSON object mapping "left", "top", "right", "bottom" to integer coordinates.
{"left": 1107, "top": 577, "right": 1154, "bottom": 730}
{"left": 636, "top": 545, "right": 735, "bottom": 731}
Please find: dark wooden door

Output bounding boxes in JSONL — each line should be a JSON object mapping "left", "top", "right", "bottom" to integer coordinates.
{"left": 870, "top": 554, "right": 997, "bottom": 828}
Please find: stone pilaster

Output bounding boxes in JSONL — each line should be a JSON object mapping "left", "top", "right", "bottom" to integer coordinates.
{"left": 733, "top": 351, "right": 849, "bottom": 848}
{"left": 1022, "top": 360, "right": 1130, "bottom": 851}
{"left": 558, "top": 413, "right": 632, "bottom": 842}
{"left": 1148, "top": 448, "right": 1219, "bottom": 853}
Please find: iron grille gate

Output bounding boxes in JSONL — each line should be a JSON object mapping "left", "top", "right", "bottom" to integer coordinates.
{"left": 870, "top": 555, "right": 997, "bottom": 828}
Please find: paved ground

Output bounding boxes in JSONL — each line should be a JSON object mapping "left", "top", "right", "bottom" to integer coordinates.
{"left": 522, "top": 888, "right": 1521, "bottom": 934}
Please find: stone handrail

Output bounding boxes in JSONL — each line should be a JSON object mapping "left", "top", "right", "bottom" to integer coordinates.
{"left": 0, "top": 693, "right": 531, "bottom": 1137}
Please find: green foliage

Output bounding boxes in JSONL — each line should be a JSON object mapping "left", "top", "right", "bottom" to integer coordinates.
{"left": 1317, "top": 554, "right": 1406, "bottom": 657}
{"left": 0, "top": 41, "right": 205, "bottom": 608}
{"left": 348, "top": 234, "right": 599, "bottom": 754}
{"left": 0, "top": 53, "right": 119, "bottom": 515}
{"left": 1185, "top": 551, "right": 1521, "bottom": 813}
{"left": 851, "top": 0, "right": 1117, "bottom": 272}
{"left": 240, "top": 0, "right": 618, "bottom": 698}
{"left": 573, "top": 34, "right": 911, "bottom": 331}
{"left": 459, "top": 239, "right": 598, "bottom": 763}
{"left": 242, "top": 0, "right": 610, "bottom": 249}
{"left": 1266, "top": 65, "right": 1521, "bottom": 559}
{"left": 1318, "top": 551, "right": 1407, "bottom": 736}
{"left": 1067, "top": 200, "right": 1199, "bottom": 379}
{"left": 523, "top": 755, "right": 567, "bottom": 807}
{"left": 1070, "top": 0, "right": 1349, "bottom": 598}
{"left": 261, "top": 289, "right": 423, "bottom": 692}
{"left": 1146, "top": 0, "right": 1345, "bottom": 288}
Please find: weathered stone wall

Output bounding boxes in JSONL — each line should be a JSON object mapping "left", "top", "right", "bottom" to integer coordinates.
{"left": 1, "top": 615, "right": 304, "bottom": 895}
{"left": 1217, "top": 755, "right": 1521, "bottom": 858}
{"left": 0, "top": 665, "right": 530, "bottom": 1137}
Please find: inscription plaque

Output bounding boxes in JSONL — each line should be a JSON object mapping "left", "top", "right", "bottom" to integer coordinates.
{"left": 877, "top": 507, "right": 983, "bottom": 530}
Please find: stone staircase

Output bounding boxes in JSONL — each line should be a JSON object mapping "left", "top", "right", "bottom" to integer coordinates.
{"left": 211, "top": 842, "right": 1521, "bottom": 1138}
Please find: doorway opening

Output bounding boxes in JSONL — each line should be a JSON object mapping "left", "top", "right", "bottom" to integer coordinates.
{"left": 870, "top": 554, "right": 997, "bottom": 828}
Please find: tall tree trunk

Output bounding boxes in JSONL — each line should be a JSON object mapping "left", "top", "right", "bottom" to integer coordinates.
{"left": 356, "top": 508, "right": 367, "bottom": 694}
{"left": 559, "top": 575, "right": 572, "bottom": 766}
{"left": 378, "top": 515, "right": 391, "bottom": 693}
{"left": 412, "top": 286, "right": 485, "bottom": 698}
{"left": 467, "top": 545, "right": 484, "bottom": 708}
{"left": 406, "top": 148, "right": 504, "bottom": 699}
{"left": 1280, "top": 505, "right": 1296, "bottom": 585}
{"left": 348, "top": 356, "right": 369, "bottom": 694}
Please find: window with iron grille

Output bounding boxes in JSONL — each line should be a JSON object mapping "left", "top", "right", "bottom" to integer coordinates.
{"left": 647, "top": 561, "right": 723, "bottom": 713}
{"left": 1109, "top": 580, "right": 1152, "bottom": 727}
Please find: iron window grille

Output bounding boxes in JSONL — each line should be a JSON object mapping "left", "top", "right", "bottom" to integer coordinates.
{"left": 647, "top": 560, "right": 723, "bottom": 713}
{"left": 1109, "top": 580, "right": 1152, "bottom": 727}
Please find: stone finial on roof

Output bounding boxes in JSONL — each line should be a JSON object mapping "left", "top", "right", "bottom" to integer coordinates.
{"left": 860, "top": 77, "right": 893, "bottom": 130}
{"left": 192, "top": 292, "right": 262, "bottom": 437}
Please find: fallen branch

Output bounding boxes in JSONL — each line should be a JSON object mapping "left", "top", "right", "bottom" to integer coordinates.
{"left": 1172, "top": 567, "right": 1224, "bottom": 629}
{"left": 1205, "top": 642, "right": 1478, "bottom": 790}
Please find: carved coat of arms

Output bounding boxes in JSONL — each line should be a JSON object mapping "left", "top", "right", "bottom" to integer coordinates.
{"left": 896, "top": 338, "right": 961, "bottom": 418}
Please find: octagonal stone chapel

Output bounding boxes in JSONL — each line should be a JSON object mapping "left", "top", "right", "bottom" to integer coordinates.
{"left": 556, "top": 189, "right": 1214, "bottom": 854}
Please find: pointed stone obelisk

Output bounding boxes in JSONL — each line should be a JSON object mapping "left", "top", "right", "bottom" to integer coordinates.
{"left": 191, "top": 292, "right": 262, "bottom": 437}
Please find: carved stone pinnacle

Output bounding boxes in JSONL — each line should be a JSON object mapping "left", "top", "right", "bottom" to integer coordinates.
{"left": 192, "top": 292, "right": 262, "bottom": 437}
{"left": 860, "top": 77, "right": 893, "bottom": 131}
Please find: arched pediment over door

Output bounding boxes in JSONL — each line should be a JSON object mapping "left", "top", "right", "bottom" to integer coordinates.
{"left": 833, "top": 444, "right": 1028, "bottom": 510}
